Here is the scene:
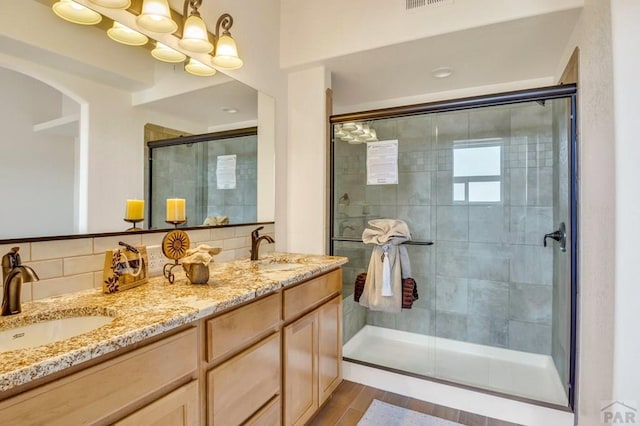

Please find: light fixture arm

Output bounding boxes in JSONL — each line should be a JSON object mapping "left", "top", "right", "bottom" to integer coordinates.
{"left": 183, "top": 0, "right": 203, "bottom": 20}
{"left": 215, "top": 13, "right": 234, "bottom": 38}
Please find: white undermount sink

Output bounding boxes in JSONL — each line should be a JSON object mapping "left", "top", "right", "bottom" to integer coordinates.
{"left": 0, "top": 316, "right": 115, "bottom": 353}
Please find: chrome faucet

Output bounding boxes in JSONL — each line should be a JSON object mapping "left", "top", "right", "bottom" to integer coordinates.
{"left": 2, "top": 247, "right": 39, "bottom": 316}
{"left": 250, "top": 226, "right": 275, "bottom": 261}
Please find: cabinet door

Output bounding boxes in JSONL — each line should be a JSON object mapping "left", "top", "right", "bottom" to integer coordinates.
{"left": 114, "top": 380, "right": 199, "bottom": 426}
{"left": 283, "top": 311, "right": 318, "bottom": 426}
{"left": 208, "top": 333, "right": 281, "bottom": 426}
{"left": 318, "top": 296, "right": 342, "bottom": 405}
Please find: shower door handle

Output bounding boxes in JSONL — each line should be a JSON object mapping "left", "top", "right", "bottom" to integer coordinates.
{"left": 543, "top": 222, "right": 567, "bottom": 252}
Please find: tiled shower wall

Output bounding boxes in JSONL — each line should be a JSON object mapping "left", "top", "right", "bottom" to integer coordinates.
{"left": 150, "top": 143, "right": 203, "bottom": 228}
{"left": 206, "top": 135, "right": 258, "bottom": 224}
{"left": 0, "top": 223, "right": 274, "bottom": 303}
{"left": 150, "top": 134, "right": 257, "bottom": 228}
{"left": 337, "top": 103, "right": 557, "bottom": 356}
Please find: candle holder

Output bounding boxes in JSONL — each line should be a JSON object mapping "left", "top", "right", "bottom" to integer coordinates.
{"left": 162, "top": 220, "right": 189, "bottom": 284}
{"left": 124, "top": 218, "right": 143, "bottom": 231}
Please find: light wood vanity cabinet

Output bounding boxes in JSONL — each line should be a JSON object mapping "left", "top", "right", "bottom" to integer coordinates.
{"left": 0, "top": 267, "right": 343, "bottom": 426}
{"left": 283, "top": 269, "right": 343, "bottom": 426}
{"left": 0, "top": 327, "right": 199, "bottom": 425}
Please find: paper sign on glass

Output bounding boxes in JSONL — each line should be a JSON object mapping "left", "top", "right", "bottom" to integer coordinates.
{"left": 216, "top": 155, "right": 237, "bottom": 189}
{"left": 367, "top": 140, "right": 398, "bottom": 185}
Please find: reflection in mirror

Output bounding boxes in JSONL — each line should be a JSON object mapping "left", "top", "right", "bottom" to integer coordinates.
{"left": 148, "top": 128, "right": 258, "bottom": 228}
{"left": 0, "top": 67, "right": 80, "bottom": 238}
{"left": 0, "top": 0, "right": 273, "bottom": 241}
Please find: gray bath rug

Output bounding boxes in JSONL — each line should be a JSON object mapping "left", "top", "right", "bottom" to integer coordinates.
{"left": 357, "top": 399, "right": 463, "bottom": 426}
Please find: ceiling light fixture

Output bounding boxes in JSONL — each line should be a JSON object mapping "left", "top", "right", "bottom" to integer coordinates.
{"left": 107, "top": 22, "right": 149, "bottom": 46}
{"left": 52, "top": 0, "right": 102, "bottom": 25}
{"left": 431, "top": 66, "right": 453, "bottom": 79}
{"left": 51, "top": 0, "right": 244, "bottom": 77}
{"left": 336, "top": 122, "right": 378, "bottom": 144}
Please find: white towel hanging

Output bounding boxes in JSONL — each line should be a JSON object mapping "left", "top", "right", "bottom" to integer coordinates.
{"left": 359, "top": 219, "right": 412, "bottom": 313}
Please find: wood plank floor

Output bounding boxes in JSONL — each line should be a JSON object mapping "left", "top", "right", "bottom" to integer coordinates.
{"left": 308, "top": 380, "right": 522, "bottom": 426}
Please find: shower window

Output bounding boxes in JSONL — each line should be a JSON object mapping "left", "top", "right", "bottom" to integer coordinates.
{"left": 330, "top": 86, "right": 577, "bottom": 409}
{"left": 453, "top": 142, "right": 503, "bottom": 203}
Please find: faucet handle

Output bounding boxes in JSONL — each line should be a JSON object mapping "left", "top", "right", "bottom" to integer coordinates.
{"left": 251, "top": 226, "right": 264, "bottom": 237}
{"left": 2, "top": 248, "right": 21, "bottom": 277}
{"left": 9, "top": 247, "right": 21, "bottom": 267}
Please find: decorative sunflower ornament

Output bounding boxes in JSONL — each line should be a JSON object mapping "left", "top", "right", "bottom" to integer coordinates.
{"left": 162, "top": 229, "right": 190, "bottom": 260}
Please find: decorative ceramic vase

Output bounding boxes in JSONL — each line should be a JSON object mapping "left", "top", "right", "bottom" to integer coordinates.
{"left": 183, "top": 263, "right": 209, "bottom": 284}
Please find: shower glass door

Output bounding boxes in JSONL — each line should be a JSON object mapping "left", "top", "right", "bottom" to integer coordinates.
{"left": 332, "top": 86, "right": 576, "bottom": 408}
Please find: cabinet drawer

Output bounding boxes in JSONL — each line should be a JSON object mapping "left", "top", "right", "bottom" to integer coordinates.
{"left": 0, "top": 328, "right": 198, "bottom": 425}
{"left": 114, "top": 380, "right": 199, "bottom": 426}
{"left": 244, "top": 396, "right": 281, "bottom": 426}
{"left": 208, "top": 332, "right": 281, "bottom": 425}
{"left": 206, "top": 292, "right": 281, "bottom": 364}
{"left": 284, "top": 269, "right": 341, "bottom": 321}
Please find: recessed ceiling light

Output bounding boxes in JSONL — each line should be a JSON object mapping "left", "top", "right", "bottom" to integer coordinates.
{"left": 431, "top": 67, "right": 453, "bottom": 79}
{"left": 221, "top": 107, "right": 238, "bottom": 114}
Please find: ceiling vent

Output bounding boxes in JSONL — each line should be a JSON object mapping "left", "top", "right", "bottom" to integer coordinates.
{"left": 406, "top": 0, "right": 453, "bottom": 10}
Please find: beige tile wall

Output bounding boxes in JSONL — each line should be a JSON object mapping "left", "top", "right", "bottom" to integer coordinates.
{"left": 1, "top": 224, "right": 275, "bottom": 303}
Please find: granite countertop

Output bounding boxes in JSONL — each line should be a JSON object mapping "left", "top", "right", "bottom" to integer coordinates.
{"left": 0, "top": 253, "right": 348, "bottom": 393}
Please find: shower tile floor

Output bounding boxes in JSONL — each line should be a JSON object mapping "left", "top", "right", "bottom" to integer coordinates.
{"left": 343, "top": 325, "right": 568, "bottom": 406}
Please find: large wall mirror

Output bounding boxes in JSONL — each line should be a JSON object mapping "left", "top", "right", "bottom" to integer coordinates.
{"left": 0, "top": 1, "right": 275, "bottom": 240}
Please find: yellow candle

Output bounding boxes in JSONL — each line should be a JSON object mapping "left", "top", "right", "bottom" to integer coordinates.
{"left": 166, "top": 198, "right": 186, "bottom": 222}
{"left": 125, "top": 199, "right": 144, "bottom": 221}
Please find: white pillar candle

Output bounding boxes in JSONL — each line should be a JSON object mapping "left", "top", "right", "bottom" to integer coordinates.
{"left": 166, "top": 198, "right": 186, "bottom": 222}
{"left": 125, "top": 199, "right": 144, "bottom": 221}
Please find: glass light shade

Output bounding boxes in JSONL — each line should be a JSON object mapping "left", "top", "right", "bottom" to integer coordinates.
{"left": 351, "top": 124, "right": 364, "bottom": 136}
{"left": 185, "top": 58, "right": 217, "bottom": 76}
{"left": 52, "top": 0, "right": 102, "bottom": 25}
{"left": 107, "top": 22, "right": 148, "bottom": 46}
{"left": 342, "top": 122, "right": 357, "bottom": 131}
{"left": 136, "top": 0, "right": 177, "bottom": 33}
{"left": 151, "top": 42, "right": 186, "bottom": 63}
{"left": 88, "top": 0, "right": 131, "bottom": 8}
{"left": 211, "top": 34, "right": 243, "bottom": 69}
{"left": 179, "top": 15, "right": 213, "bottom": 53}
{"left": 334, "top": 125, "right": 347, "bottom": 138}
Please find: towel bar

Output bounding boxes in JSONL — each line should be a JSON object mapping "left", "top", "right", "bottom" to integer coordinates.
{"left": 331, "top": 237, "right": 434, "bottom": 246}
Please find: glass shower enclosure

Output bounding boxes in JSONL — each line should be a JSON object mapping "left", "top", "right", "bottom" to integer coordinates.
{"left": 148, "top": 128, "right": 258, "bottom": 229}
{"left": 330, "top": 86, "right": 577, "bottom": 408}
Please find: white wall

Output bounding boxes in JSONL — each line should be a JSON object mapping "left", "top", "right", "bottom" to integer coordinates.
{"left": 557, "top": 1, "right": 618, "bottom": 424}
{"left": 286, "top": 67, "right": 331, "bottom": 253}
{"left": 280, "top": 0, "right": 583, "bottom": 69}
{"left": 0, "top": 69, "right": 75, "bottom": 238}
{"left": 257, "top": 92, "right": 276, "bottom": 223}
{"left": 611, "top": 0, "right": 640, "bottom": 408}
